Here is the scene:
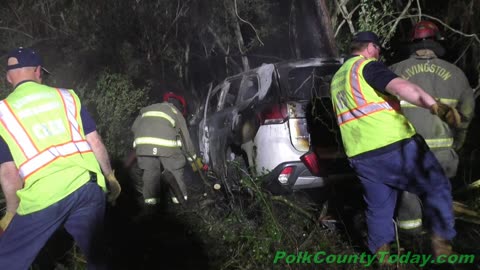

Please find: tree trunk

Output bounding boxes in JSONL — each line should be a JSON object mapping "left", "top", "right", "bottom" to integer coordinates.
{"left": 229, "top": 1, "right": 250, "bottom": 72}
{"left": 294, "top": 0, "right": 338, "bottom": 58}
{"left": 289, "top": 1, "right": 301, "bottom": 59}
{"left": 313, "top": 0, "right": 338, "bottom": 56}
{"left": 233, "top": 17, "right": 250, "bottom": 71}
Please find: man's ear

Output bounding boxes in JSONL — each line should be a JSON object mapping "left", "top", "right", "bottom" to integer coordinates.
{"left": 6, "top": 73, "right": 12, "bottom": 84}
{"left": 34, "top": 66, "right": 42, "bottom": 82}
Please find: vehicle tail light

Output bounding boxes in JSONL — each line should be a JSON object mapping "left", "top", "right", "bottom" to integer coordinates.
{"left": 258, "top": 103, "right": 288, "bottom": 125}
{"left": 300, "top": 150, "right": 320, "bottom": 176}
{"left": 278, "top": 166, "right": 294, "bottom": 184}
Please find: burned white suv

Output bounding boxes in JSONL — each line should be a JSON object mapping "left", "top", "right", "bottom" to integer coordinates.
{"left": 196, "top": 58, "right": 353, "bottom": 195}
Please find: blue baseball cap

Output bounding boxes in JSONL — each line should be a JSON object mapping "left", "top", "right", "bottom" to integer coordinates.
{"left": 352, "top": 31, "right": 383, "bottom": 49}
{"left": 6, "top": 47, "right": 50, "bottom": 74}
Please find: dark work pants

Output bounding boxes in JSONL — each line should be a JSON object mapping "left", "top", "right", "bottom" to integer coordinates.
{"left": 396, "top": 148, "right": 458, "bottom": 233}
{"left": 349, "top": 136, "right": 456, "bottom": 253}
{"left": 0, "top": 178, "right": 106, "bottom": 270}
{"left": 137, "top": 153, "right": 187, "bottom": 205}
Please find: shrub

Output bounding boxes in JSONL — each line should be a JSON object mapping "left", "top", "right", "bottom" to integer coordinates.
{"left": 79, "top": 72, "right": 150, "bottom": 160}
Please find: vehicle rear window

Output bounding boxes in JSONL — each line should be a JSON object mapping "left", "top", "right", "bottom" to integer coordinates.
{"left": 287, "top": 65, "right": 340, "bottom": 100}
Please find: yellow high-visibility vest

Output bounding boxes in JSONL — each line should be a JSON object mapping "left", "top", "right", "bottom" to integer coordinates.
{"left": 0, "top": 82, "right": 106, "bottom": 215}
{"left": 331, "top": 56, "right": 416, "bottom": 157}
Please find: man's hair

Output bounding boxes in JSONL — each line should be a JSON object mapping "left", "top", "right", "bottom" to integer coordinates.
{"left": 350, "top": 41, "right": 369, "bottom": 53}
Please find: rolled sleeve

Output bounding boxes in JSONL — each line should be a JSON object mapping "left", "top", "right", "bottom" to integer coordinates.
{"left": 0, "top": 136, "right": 13, "bottom": 164}
{"left": 81, "top": 106, "right": 97, "bottom": 135}
{"left": 363, "top": 61, "right": 398, "bottom": 93}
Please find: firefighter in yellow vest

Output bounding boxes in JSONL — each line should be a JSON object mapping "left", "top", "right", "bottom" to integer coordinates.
{"left": 0, "top": 47, "right": 120, "bottom": 269}
{"left": 390, "top": 21, "right": 475, "bottom": 234}
{"left": 331, "top": 32, "right": 459, "bottom": 259}
{"left": 131, "top": 92, "right": 202, "bottom": 215}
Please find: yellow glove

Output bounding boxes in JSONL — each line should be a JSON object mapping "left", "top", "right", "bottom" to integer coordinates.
{"left": 430, "top": 102, "right": 461, "bottom": 128}
{"left": 106, "top": 171, "right": 121, "bottom": 205}
{"left": 0, "top": 211, "right": 15, "bottom": 231}
{"left": 191, "top": 157, "right": 204, "bottom": 172}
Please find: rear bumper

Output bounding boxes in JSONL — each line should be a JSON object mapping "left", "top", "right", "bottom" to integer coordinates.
{"left": 261, "top": 161, "right": 321, "bottom": 195}
{"left": 262, "top": 161, "right": 357, "bottom": 195}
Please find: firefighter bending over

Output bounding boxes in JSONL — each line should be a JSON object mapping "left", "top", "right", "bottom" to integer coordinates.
{"left": 131, "top": 92, "right": 203, "bottom": 215}
{"left": 0, "top": 47, "right": 120, "bottom": 269}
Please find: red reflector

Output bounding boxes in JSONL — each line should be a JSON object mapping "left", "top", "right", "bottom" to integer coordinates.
{"left": 300, "top": 151, "right": 320, "bottom": 176}
{"left": 280, "top": 166, "right": 294, "bottom": 175}
{"left": 278, "top": 166, "right": 294, "bottom": 184}
{"left": 258, "top": 103, "right": 288, "bottom": 125}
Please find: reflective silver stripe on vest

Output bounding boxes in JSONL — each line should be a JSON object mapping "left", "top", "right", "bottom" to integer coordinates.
{"left": 0, "top": 90, "right": 90, "bottom": 180}
{"left": 397, "top": 219, "right": 422, "bottom": 230}
{"left": 19, "top": 141, "right": 91, "bottom": 179}
{"left": 351, "top": 59, "right": 368, "bottom": 106}
{"left": 337, "top": 102, "right": 393, "bottom": 125}
{"left": 0, "top": 101, "right": 38, "bottom": 158}
{"left": 425, "top": 138, "right": 454, "bottom": 148}
{"left": 336, "top": 58, "right": 394, "bottom": 125}
{"left": 141, "top": 111, "right": 175, "bottom": 127}
{"left": 57, "top": 89, "right": 83, "bottom": 141}
{"left": 133, "top": 137, "right": 182, "bottom": 148}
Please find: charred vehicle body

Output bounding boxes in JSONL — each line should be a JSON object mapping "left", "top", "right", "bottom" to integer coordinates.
{"left": 195, "top": 58, "right": 355, "bottom": 195}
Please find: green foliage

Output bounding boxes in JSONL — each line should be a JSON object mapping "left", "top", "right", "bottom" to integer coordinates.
{"left": 180, "top": 162, "right": 358, "bottom": 269}
{"left": 332, "top": 0, "right": 397, "bottom": 53}
{"left": 357, "top": 0, "right": 396, "bottom": 44}
{"left": 0, "top": 80, "right": 11, "bottom": 100}
{"left": 79, "top": 72, "right": 149, "bottom": 160}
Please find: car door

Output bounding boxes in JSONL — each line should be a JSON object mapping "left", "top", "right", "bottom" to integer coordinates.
{"left": 198, "top": 77, "right": 242, "bottom": 180}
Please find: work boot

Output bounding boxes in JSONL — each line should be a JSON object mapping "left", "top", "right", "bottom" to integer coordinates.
{"left": 375, "top": 243, "right": 391, "bottom": 266}
{"left": 431, "top": 234, "right": 453, "bottom": 258}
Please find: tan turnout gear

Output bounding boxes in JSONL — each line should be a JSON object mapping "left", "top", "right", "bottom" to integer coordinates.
{"left": 132, "top": 101, "right": 198, "bottom": 208}
{"left": 390, "top": 27, "right": 475, "bottom": 234}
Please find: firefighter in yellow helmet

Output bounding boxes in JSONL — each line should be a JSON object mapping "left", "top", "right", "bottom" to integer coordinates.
{"left": 131, "top": 92, "right": 203, "bottom": 216}
{"left": 390, "top": 20, "right": 475, "bottom": 234}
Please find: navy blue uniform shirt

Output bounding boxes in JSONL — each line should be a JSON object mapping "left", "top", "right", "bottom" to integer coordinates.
{"left": 346, "top": 55, "right": 398, "bottom": 94}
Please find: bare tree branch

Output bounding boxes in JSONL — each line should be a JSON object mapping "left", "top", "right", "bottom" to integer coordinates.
{"left": 207, "top": 26, "right": 242, "bottom": 71}
{"left": 0, "top": 27, "right": 33, "bottom": 39}
{"left": 334, "top": 0, "right": 360, "bottom": 36}
{"left": 161, "top": 1, "right": 190, "bottom": 48}
{"left": 233, "top": 0, "right": 264, "bottom": 46}
{"left": 289, "top": 0, "right": 301, "bottom": 58}
{"left": 314, "top": 0, "right": 338, "bottom": 56}
{"left": 383, "top": 0, "right": 413, "bottom": 45}
{"left": 454, "top": 39, "right": 473, "bottom": 65}
{"left": 415, "top": 0, "right": 422, "bottom": 20}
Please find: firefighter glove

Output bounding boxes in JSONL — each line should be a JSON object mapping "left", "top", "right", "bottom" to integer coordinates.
{"left": 191, "top": 157, "right": 204, "bottom": 172}
{"left": 106, "top": 171, "right": 121, "bottom": 205}
{"left": 0, "top": 211, "right": 14, "bottom": 230}
{"left": 430, "top": 102, "right": 461, "bottom": 128}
